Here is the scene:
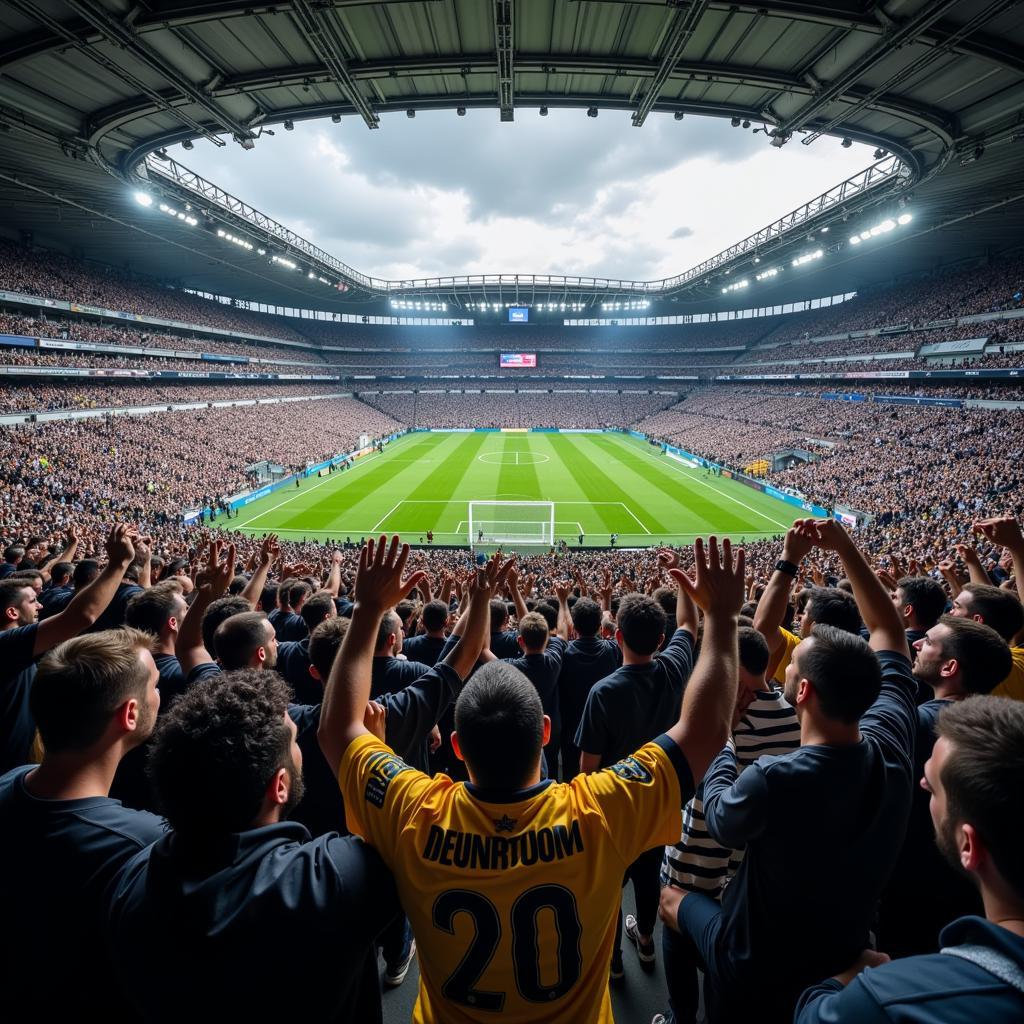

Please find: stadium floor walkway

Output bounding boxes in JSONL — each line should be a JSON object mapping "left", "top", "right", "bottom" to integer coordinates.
{"left": 380, "top": 886, "right": 677, "bottom": 1023}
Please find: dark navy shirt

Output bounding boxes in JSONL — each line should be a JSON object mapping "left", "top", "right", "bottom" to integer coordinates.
{"left": 559, "top": 636, "right": 622, "bottom": 733}
{"left": 0, "top": 765, "right": 165, "bottom": 1020}
{"left": 504, "top": 636, "right": 567, "bottom": 735}
{"left": 371, "top": 655, "right": 434, "bottom": 698}
{"left": 278, "top": 638, "right": 320, "bottom": 705}
{"left": 401, "top": 633, "right": 447, "bottom": 666}
{"left": 107, "top": 823, "right": 399, "bottom": 1023}
{"left": 795, "top": 916, "right": 1024, "bottom": 1023}
{"left": 575, "top": 629, "right": 693, "bottom": 768}
{"left": 490, "top": 628, "right": 521, "bottom": 659}
{"left": 88, "top": 581, "right": 143, "bottom": 632}
{"left": 701, "top": 651, "right": 917, "bottom": 1016}
{"left": 274, "top": 610, "right": 307, "bottom": 642}
{"left": 0, "top": 624, "right": 39, "bottom": 773}
{"left": 38, "top": 584, "right": 73, "bottom": 619}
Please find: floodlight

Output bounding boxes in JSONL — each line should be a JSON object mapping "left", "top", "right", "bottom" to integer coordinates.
{"left": 673, "top": 111, "right": 684, "bottom": 121}
{"left": 284, "top": 120, "right": 294, "bottom": 131}
{"left": 874, "top": 148, "right": 887, "bottom": 159}
{"left": 742, "top": 120, "right": 751, "bottom": 129}
{"left": 457, "top": 106, "right": 466, "bottom": 116}
{"left": 406, "top": 109, "right": 416, "bottom": 118}
{"left": 730, "top": 117, "right": 741, "bottom": 127}
{"left": 841, "top": 137, "right": 852, "bottom": 148}
{"left": 539, "top": 106, "right": 549, "bottom": 116}
{"left": 850, "top": 235, "right": 861, "bottom": 244}
{"left": 587, "top": 107, "right": 598, "bottom": 118}
{"left": 134, "top": 192, "right": 154, "bottom": 207}
{"left": 897, "top": 212, "right": 912, "bottom": 225}
{"left": 181, "top": 139, "right": 194, "bottom": 150}
{"left": 331, "top": 114, "right": 341, "bottom": 123}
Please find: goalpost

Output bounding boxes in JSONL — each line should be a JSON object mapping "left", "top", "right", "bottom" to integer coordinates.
{"left": 468, "top": 501, "right": 556, "bottom": 547}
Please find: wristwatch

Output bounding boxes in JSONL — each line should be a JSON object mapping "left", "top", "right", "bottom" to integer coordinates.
{"left": 775, "top": 559, "right": 799, "bottom": 577}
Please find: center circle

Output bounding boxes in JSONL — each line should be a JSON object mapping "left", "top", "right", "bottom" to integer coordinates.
{"left": 477, "top": 451, "right": 551, "bottom": 465}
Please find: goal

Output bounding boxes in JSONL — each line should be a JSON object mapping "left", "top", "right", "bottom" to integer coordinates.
{"left": 468, "top": 501, "right": 555, "bottom": 547}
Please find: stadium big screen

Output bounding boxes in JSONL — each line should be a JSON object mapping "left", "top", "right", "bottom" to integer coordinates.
{"left": 500, "top": 353, "right": 538, "bottom": 368}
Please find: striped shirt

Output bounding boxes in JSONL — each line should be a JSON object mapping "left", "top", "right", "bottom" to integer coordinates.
{"left": 662, "top": 687, "right": 800, "bottom": 894}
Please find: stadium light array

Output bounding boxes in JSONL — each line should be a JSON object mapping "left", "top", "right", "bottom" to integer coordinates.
{"left": 755, "top": 267, "right": 781, "bottom": 281}
{"left": 791, "top": 249, "right": 823, "bottom": 267}
{"left": 215, "top": 227, "right": 252, "bottom": 250}
{"left": 600, "top": 301, "right": 650, "bottom": 311}
{"left": 849, "top": 212, "right": 912, "bottom": 245}
{"left": 133, "top": 191, "right": 153, "bottom": 207}
{"left": 271, "top": 255, "right": 297, "bottom": 270}
{"left": 720, "top": 279, "right": 749, "bottom": 294}
{"left": 159, "top": 202, "right": 198, "bottom": 227}
{"left": 390, "top": 300, "right": 447, "bottom": 312}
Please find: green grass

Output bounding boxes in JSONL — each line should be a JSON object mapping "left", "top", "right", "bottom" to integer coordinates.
{"left": 224, "top": 431, "right": 804, "bottom": 548}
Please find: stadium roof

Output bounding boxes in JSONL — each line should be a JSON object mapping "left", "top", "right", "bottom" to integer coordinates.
{"left": 1, "top": 0, "right": 1022, "bottom": 314}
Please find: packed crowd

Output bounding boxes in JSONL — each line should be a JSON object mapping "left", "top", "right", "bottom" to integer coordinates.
{"left": 2, "top": 504, "right": 1023, "bottom": 1023}
{"left": 358, "top": 389, "right": 675, "bottom": 429}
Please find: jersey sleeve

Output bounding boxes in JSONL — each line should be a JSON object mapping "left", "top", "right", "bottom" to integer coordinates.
{"left": 656, "top": 628, "right": 695, "bottom": 682}
{"left": 992, "top": 646, "right": 1024, "bottom": 700}
{"left": 771, "top": 628, "right": 800, "bottom": 684}
{"left": 576, "top": 735, "right": 691, "bottom": 863}
{"left": 859, "top": 652, "right": 916, "bottom": 775}
{"left": 338, "top": 733, "right": 438, "bottom": 866}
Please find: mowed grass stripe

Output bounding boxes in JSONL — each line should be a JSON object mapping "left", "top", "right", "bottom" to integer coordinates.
{"left": 584, "top": 434, "right": 756, "bottom": 533}
{"left": 558, "top": 434, "right": 669, "bottom": 535}
{"left": 275, "top": 433, "right": 447, "bottom": 531}
{"left": 497, "top": 433, "right": 544, "bottom": 502}
{"left": 611, "top": 435, "right": 796, "bottom": 532}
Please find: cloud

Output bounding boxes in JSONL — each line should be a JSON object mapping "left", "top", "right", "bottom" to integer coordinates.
{"left": 172, "top": 110, "right": 875, "bottom": 282}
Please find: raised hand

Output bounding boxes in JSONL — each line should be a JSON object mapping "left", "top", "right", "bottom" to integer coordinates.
{"left": 258, "top": 533, "right": 280, "bottom": 566}
{"left": 657, "top": 548, "right": 681, "bottom": 571}
{"left": 809, "top": 518, "right": 854, "bottom": 553}
{"left": 668, "top": 536, "right": 745, "bottom": 620}
{"left": 363, "top": 700, "right": 387, "bottom": 742}
{"left": 354, "top": 535, "right": 427, "bottom": 613}
{"left": 781, "top": 519, "right": 818, "bottom": 562}
{"left": 195, "top": 538, "right": 236, "bottom": 598}
{"left": 105, "top": 524, "right": 138, "bottom": 566}
{"left": 555, "top": 580, "right": 572, "bottom": 603}
{"left": 973, "top": 515, "right": 1024, "bottom": 550}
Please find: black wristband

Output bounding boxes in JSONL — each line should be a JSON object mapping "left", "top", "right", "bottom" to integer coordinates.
{"left": 775, "top": 559, "right": 799, "bottom": 577}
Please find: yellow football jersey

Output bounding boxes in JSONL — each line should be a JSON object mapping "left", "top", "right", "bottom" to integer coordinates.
{"left": 341, "top": 734, "right": 692, "bottom": 1024}
{"left": 992, "top": 645, "right": 1024, "bottom": 701}
{"left": 771, "top": 626, "right": 801, "bottom": 684}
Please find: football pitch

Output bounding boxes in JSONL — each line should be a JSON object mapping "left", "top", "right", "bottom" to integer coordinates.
{"left": 225, "top": 431, "right": 804, "bottom": 548}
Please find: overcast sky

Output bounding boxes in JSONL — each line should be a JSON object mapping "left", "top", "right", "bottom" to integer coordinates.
{"left": 171, "top": 110, "right": 874, "bottom": 282}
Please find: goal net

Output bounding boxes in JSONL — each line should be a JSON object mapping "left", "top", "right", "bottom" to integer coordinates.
{"left": 468, "top": 501, "right": 555, "bottom": 547}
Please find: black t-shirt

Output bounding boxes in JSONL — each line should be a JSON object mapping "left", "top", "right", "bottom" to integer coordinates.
{"left": 702, "top": 651, "right": 917, "bottom": 1016}
{"left": 504, "top": 636, "right": 567, "bottom": 734}
{"left": 274, "top": 611, "right": 308, "bottom": 643}
{"left": 0, "top": 765, "right": 165, "bottom": 1020}
{"left": 38, "top": 584, "right": 73, "bottom": 620}
{"left": 0, "top": 624, "right": 39, "bottom": 773}
{"left": 278, "top": 638, "right": 320, "bottom": 705}
{"left": 490, "top": 629, "right": 521, "bottom": 659}
{"left": 370, "top": 655, "right": 434, "bottom": 698}
{"left": 559, "top": 635, "right": 622, "bottom": 734}
{"left": 575, "top": 629, "right": 693, "bottom": 767}
{"left": 88, "top": 582, "right": 144, "bottom": 633}
{"left": 877, "top": 697, "right": 982, "bottom": 955}
{"left": 288, "top": 663, "right": 461, "bottom": 837}
{"left": 106, "top": 823, "right": 399, "bottom": 1023}
{"left": 401, "top": 633, "right": 447, "bottom": 667}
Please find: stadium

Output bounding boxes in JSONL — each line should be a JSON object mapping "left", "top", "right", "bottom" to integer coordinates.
{"left": 1, "top": 1, "right": 1023, "bottom": 1022}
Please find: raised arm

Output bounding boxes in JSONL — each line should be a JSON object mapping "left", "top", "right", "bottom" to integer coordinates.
{"left": 240, "top": 534, "right": 278, "bottom": 606}
{"left": 658, "top": 548, "right": 698, "bottom": 636}
{"left": 325, "top": 548, "right": 343, "bottom": 598}
{"left": 553, "top": 581, "right": 572, "bottom": 641}
{"left": 506, "top": 566, "right": 529, "bottom": 622}
{"left": 39, "top": 527, "right": 78, "bottom": 582}
{"left": 955, "top": 542, "right": 992, "bottom": 587}
{"left": 974, "top": 515, "right": 1024, "bottom": 602}
{"left": 664, "top": 536, "right": 745, "bottom": 784}
{"left": 318, "top": 536, "right": 427, "bottom": 774}
{"left": 175, "top": 539, "right": 235, "bottom": 672}
{"left": 34, "top": 525, "right": 138, "bottom": 656}
{"left": 442, "top": 554, "right": 515, "bottom": 678}
{"left": 752, "top": 523, "right": 815, "bottom": 658}
{"left": 812, "top": 519, "right": 910, "bottom": 657}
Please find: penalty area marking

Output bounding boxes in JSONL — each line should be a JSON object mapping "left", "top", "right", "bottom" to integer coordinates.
{"left": 477, "top": 451, "right": 551, "bottom": 466}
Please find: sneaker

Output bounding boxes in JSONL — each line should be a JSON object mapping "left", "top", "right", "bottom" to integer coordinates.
{"left": 383, "top": 939, "right": 417, "bottom": 988}
{"left": 651, "top": 1015, "right": 675, "bottom": 1024}
{"left": 625, "top": 914, "right": 656, "bottom": 969}
{"left": 609, "top": 947, "right": 624, "bottom": 986}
